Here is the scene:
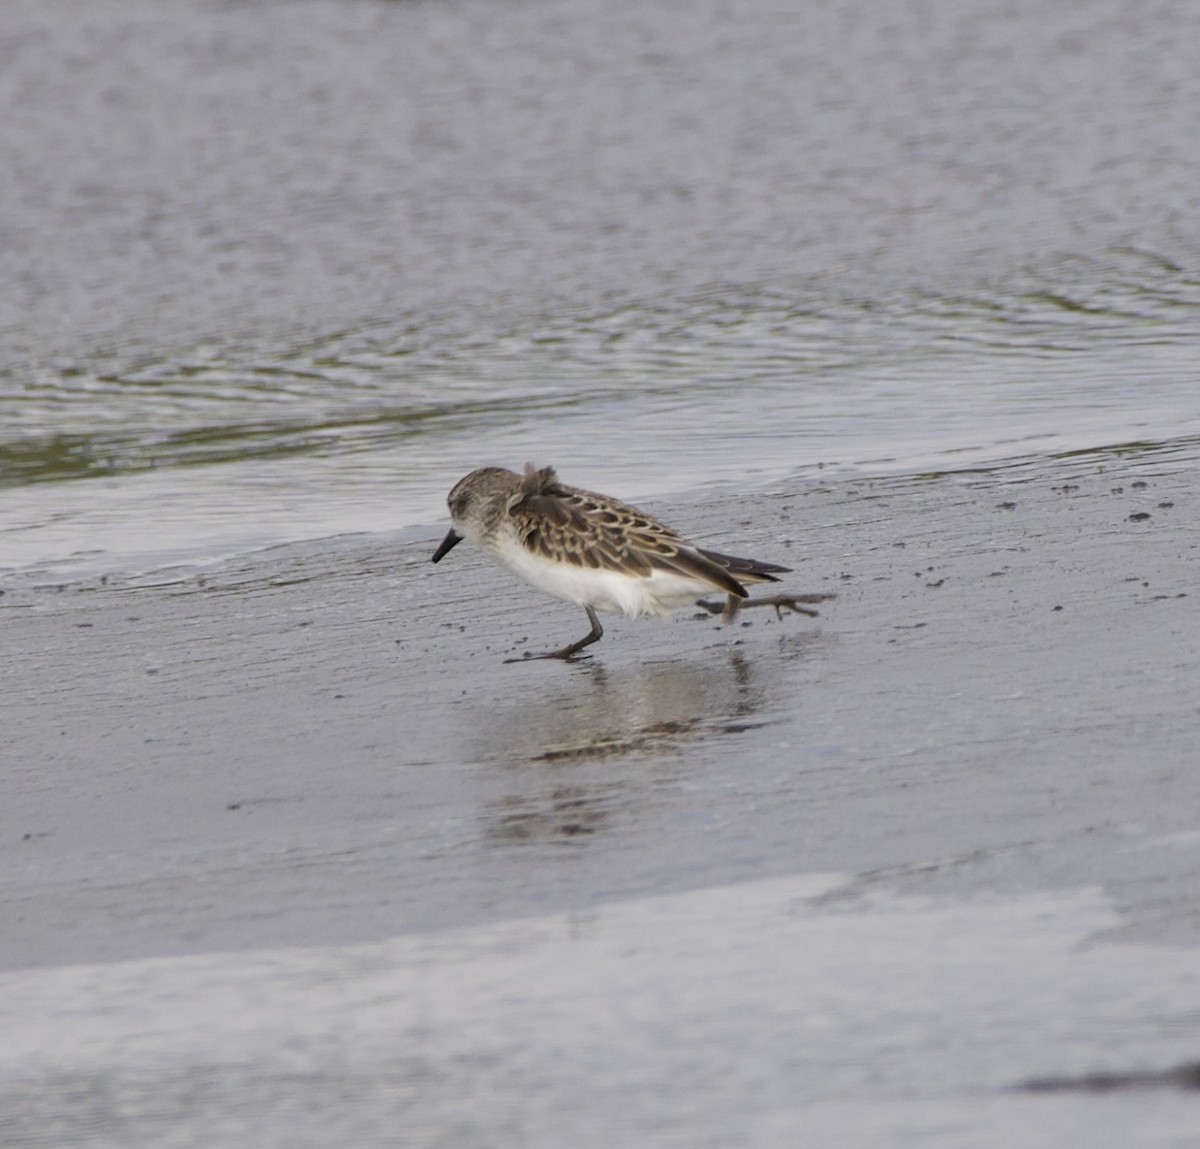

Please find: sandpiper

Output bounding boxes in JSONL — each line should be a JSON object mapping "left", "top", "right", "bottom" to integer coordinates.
{"left": 431, "top": 464, "right": 833, "bottom": 660}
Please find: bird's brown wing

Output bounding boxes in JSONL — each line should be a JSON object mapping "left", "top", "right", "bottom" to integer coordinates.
{"left": 509, "top": 464, "right": 751, "bottom": 597}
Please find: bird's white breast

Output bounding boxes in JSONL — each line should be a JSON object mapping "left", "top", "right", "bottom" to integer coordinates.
{"left": 487, "top": 533, "right": 710, "bottom": 619}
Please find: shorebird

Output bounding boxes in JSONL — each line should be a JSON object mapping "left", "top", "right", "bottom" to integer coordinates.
{"left": 431, "top": 464, "right": 832, "bottom": 660}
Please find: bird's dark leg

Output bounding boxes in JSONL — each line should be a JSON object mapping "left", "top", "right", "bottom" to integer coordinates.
{"left": 696, "top": 592, "right": 836, "bottom": 621}
{"left": 505, "top": 605, "right": 604, "bottom": 662}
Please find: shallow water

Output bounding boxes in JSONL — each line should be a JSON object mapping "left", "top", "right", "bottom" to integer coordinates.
{"left": 4, "top": 878, "right": 1200, "bottom": 1149}
{"left": 2, "top": 0, "right": 1199, "bottom": 575}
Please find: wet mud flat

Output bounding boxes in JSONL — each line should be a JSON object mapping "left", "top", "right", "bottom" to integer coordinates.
{"left": 3, "top": 443, "right": 1198, "bottom": 961}
{"left": 2, "top": 443, "right": 1200, "bottom": 1146}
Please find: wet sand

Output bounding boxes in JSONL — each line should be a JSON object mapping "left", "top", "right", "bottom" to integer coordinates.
{"left": 5, "top": 445, "right": 1198, "bottom": 962}
{"left": 3, "top": 445, "right": 1199, "bottom": 1143}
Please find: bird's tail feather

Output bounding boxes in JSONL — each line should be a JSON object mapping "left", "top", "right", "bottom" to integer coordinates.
{"left": 695, "top": 547, "right": 790, "bottom": 585}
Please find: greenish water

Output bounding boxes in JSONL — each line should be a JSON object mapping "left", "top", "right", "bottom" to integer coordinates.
{"left": 5, "top": 269, "right": 1198, "bottom": 575}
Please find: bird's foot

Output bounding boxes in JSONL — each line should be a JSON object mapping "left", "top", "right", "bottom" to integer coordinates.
{"left": 503, "top": 607, "right": 604, "bottom": 663}
{"left": 696, "top": 592, "right": 836, "bottom": 622}
{"left": 503, "top": 647, "right": 594, "bottom": 664}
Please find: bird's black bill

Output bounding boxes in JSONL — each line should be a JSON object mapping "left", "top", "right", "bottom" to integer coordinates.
{"left": 431, "top": 529, "right": 463, "bottom": 563}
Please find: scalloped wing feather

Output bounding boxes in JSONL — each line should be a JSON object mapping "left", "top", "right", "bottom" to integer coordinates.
{"left": 510, "top": 468, "right": 761, "bottom": 597}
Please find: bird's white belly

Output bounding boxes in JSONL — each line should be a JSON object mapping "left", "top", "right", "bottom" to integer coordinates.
{"left": 491, "top": 537, "right": 708, "bottom": 619}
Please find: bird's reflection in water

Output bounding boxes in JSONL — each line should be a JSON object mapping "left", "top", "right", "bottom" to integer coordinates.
{"left": 478, "top": 650, "right": 769, "bottom": 846}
